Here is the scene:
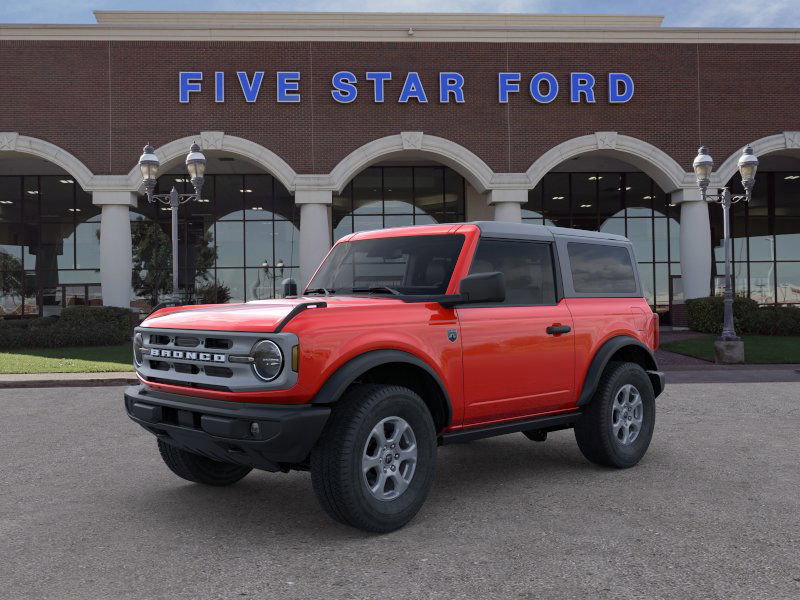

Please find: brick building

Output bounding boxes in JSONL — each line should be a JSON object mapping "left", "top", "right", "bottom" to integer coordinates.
{"left": 1, "top": 11, "right": 799, "bottom": 319}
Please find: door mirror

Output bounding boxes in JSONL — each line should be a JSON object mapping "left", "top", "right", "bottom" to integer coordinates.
{"left": 460, "top": 271, "right": 505, "bottom": 304}
{"left": 439, "top": 271, "right": 505, "bottom": 307}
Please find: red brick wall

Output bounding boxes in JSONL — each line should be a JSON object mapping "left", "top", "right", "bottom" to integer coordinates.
{"left": 1, "top": 39, "right": 798, "bottom": 177}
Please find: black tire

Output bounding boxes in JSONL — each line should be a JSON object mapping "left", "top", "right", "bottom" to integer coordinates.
{"left": 311, "top": 384, "right": 438, "bottom": 533}
{"left": 574, "top": 361, "right": 656, "bottom": 468}
{"left": 157, "top": 439, "right": 252, "bottom": 486}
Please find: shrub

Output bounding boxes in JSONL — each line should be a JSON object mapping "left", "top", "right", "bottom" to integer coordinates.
{"left": 686, "top": 296, "right": 800, "bottom": 336}
{"left": 686, "top": 296, "right": 759, "bottom": 335}
{"left": 747, "top": 306, "right": 800, "bottom": 336}
{"left": 0, "top": 306, "right": 135, "bottom": 349}
{"left": 196, "top": 282, "right": 231, "bottom": 304}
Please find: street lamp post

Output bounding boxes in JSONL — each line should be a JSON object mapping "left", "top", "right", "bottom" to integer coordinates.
{"left": 138, "top": 142, "right": 207, "bottom": 304}
{"left": 692, "top": 144, "right": 759, "bottom": 362}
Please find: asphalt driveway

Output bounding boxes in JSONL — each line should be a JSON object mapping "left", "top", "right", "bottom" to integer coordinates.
{"left": 0, "top": 383, "right": 798, "bottom": 600}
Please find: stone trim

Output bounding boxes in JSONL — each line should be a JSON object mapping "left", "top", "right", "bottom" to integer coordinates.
{"left": 526, "top": 132, "right": 692, "bottom": 193}
{"left": 123, "top": 132, "right": 298, "bottom": 193}
{"left": 0, "top": 132, "right": 95, "bottom": 191}
{"left": 328, "top": 132, "right": 496, "bottom": 194}
{"left": 712, "top": 131, "right": 800, "bottom": 187}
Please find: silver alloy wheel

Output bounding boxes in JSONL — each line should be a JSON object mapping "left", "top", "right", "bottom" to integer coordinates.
{"left": 611, "top": 384, "right": 644, "bottom": 446}
{"left": 362, "top": 416, "right": 418, "bottom": 501}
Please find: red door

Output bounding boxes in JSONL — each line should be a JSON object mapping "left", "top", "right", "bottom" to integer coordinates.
{"left": 456, "top": 238, "right": 575, "bottom": 427}
{"left": 458, "top": 302, "right": 575, "bottom": 426}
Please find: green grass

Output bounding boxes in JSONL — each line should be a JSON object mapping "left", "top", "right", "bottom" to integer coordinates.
{"left": 661, "top": 335, "right": 800, "bottom": 364}
{"left": 0, "top": 344, "right": 134, "bottom": 374}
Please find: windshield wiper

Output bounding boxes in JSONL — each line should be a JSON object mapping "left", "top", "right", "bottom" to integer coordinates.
{"left": 351, "top": 286, "right": 401, "bottom": 295}
{"left": 305, "top": 287, "right": 335, "bottom": 296}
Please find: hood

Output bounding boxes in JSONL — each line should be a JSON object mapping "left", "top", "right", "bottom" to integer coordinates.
{"left": 141, "top": 296, "right": 405, "bottom": 332}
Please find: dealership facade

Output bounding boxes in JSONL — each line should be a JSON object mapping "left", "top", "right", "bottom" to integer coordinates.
{"left": 1, "top": 11, "right": 799, "bottom": 320}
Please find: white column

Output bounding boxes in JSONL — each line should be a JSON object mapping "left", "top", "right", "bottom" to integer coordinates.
{"left": 94, "top": 191, "right": 136, "bottom": 308}
{"left": 487, "top": 188, "right": 528, "bottom": 222}
{"left": 296, "top": 189, "right": 332, "bottom": 289}
{"left": 673, "top": 188, "right": 712, "bottom": 300}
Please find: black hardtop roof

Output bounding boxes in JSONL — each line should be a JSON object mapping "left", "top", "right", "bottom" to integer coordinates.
{"left": 467, "top": 221, "right": 629, "bottom": 243}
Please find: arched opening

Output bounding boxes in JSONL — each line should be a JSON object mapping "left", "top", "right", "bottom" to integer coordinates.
{"left": 0, "top": 153, "right": 101, "bottom": 317}
{"left": 130, "top": 151, "right": 298, "bottom": 311}
{"left": 329, "top": 134, "right": 495, "bottom": 242}
{"left": 522, "top": 153, "right": 681, "bottom": 322}
{"left": 715, "top": 150, "right": 800, "bottom": 306}
{"left": 332, "top": 160, "right": 471, "bottom": 242}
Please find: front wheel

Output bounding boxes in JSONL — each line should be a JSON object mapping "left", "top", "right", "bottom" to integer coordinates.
{"left": 574, "top": 362, "right": 656, "bottom": 468}
{"left": 311, "top": 384, "right": 438, "bottom": 533}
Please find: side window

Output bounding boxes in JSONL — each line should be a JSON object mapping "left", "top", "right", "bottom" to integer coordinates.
{"left": 567, "top": 242, "right": 637, "bottom": 294}
{"left": 469, "top": 239, "right": 557, "bottom": 305}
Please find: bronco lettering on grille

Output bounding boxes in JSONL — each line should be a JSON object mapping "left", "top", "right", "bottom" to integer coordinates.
{"left": 149, "top": 348, "right": 226, "bottom": 362}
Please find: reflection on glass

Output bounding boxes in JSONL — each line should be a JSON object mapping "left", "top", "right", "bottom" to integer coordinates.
{"left": 599, "top": 217, "right": 625, "bottom": 237}
{"left": 627, "top": 219, "right": 653, "bottom": 262}
{"left": 214, "top": 221, "right": 244, "bottom": 267}
{"left": 542, "top": 173, "right": 569, "bottom": 226}
{"left": 654, "top": 218, "right": 668, "bottom": 262}
{"left": 749, "top": 262, "right": 775, "bottom": 304}
{"left": 245, "top": 221, "right": 274, "bottom": 267}
{"left": 75, "top": 221, "right": 101, "bottom": 269}
{"left": 353, "top": 168, "right": 382, "bottom": 214}
{"left": 776, "top": 262, "right": 800, "bottom": 304}
{"left": 334, "top": 166, "right": 466, "bottom": 238}
{"left": 384, "top": 167, "right": 413, "bottom": 214}
{"left": 637, "top": 263, "right": 654, "bottom": 305}
{"left": 215, "top": 268, "right": 245, "bottom": 303}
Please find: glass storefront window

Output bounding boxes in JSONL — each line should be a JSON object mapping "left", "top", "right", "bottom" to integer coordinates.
{"left": 776, "top": 262, "right": 800, "bottom": 304}
{"left": 333, "top": 166, "right": 466, "bottom": 239}
{"left": 127, "top": 173, "right": 299, "bottom": 312}
{"left": 0, "top": 175, "right": 101, "bottom": 316}
{"left": 719, "top": 170, "right": 800, "bottom": 304}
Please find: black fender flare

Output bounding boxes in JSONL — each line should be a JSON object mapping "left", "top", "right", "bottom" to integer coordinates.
{"left": 577, "top": 336, "right": 663, "bottom": 406}
{"left": 310, "top": 349, "right": 453, "bottom": 425}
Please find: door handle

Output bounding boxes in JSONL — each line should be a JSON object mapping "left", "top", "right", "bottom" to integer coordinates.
{"left": 546, "top": 325, "right": 571, "bottom": 335}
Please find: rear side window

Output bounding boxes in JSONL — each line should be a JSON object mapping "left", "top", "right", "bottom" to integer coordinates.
{"left": 567, "top": 243, "right": 637, "bottom": 294}
{"left": 469, "top": 239, "right": 557, "bottom": 305}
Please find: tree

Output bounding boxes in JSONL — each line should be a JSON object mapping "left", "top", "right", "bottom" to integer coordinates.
{"left": 131, "top": 218, "right": 219, "bottom": 307}
{"left": 0, "top": 251, "right": 25, "bottom": 298}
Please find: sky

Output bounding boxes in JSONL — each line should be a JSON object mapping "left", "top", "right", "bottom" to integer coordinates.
{"left": 1, "top": 0, "right": 799, "bottom": 27}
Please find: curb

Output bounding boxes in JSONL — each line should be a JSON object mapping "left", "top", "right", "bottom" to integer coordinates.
{"left": 0, "top": 374, "right": 138, "bottom": 389}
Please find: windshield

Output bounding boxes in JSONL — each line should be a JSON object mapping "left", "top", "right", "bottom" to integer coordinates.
{"left": 307, "top": 234, "right": 465, "bottom": 296}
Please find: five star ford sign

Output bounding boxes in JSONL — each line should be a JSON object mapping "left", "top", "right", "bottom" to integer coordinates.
{"left": 178, "top": 71, "right": 635, "bottom": 104}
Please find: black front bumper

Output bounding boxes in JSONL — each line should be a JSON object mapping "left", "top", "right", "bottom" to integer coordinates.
{"left": 124, "top": 385, "right": 330, "bottom": 472}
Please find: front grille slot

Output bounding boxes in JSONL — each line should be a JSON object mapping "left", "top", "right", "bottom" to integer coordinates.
{"left": 150, "top": 334, "right": 171, "bottom": 345}
{"left": 149, "top": 360, "right": 170, "bottom": 371}
{"left": 205, "top": 366, "right": 233, "bottom": 378}
{"left": 175, "top": 336, "right": 200, "bottom": 347}
{"left": 205, "top": 337, "right": 233, "bottom": 350}
{"left": 174, "top": 363, "right": 200, "bottom": 375}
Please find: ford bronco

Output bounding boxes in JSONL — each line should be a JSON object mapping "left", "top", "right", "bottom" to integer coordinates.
{"left": 125, "top": 221, "right": 664, "bottom": 532}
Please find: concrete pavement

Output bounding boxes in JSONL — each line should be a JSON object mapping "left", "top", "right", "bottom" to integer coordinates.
{"left": 1, "top": 383, "right": 798, "bottom": 599}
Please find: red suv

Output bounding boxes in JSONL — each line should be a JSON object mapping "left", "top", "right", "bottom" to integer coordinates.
{"left": 125, "top": 222, "right": 663, "bottom": 532}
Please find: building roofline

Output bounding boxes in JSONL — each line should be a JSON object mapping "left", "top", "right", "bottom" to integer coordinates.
{"left": 1, "top": 11, "right": 799, "bottom": 44}
{"left": 91, "top": 10, "right": 665, "bottom": 28}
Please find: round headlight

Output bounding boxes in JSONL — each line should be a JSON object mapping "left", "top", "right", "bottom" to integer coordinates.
{"left": 133, "top": 333, "right": 144, "bottom": 367}
{"left": 251, "top": 340, "right": 283, "bottom": 382}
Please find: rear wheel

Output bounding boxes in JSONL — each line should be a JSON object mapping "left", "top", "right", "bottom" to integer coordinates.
{"left": 157, "top": 439, "right": 252, "bottom": 486}
{"left": 311, "top": 384, "right": 437, "bottom": 533}
{"left": 574, "top": 362, "right": 656, "bottom": 468}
